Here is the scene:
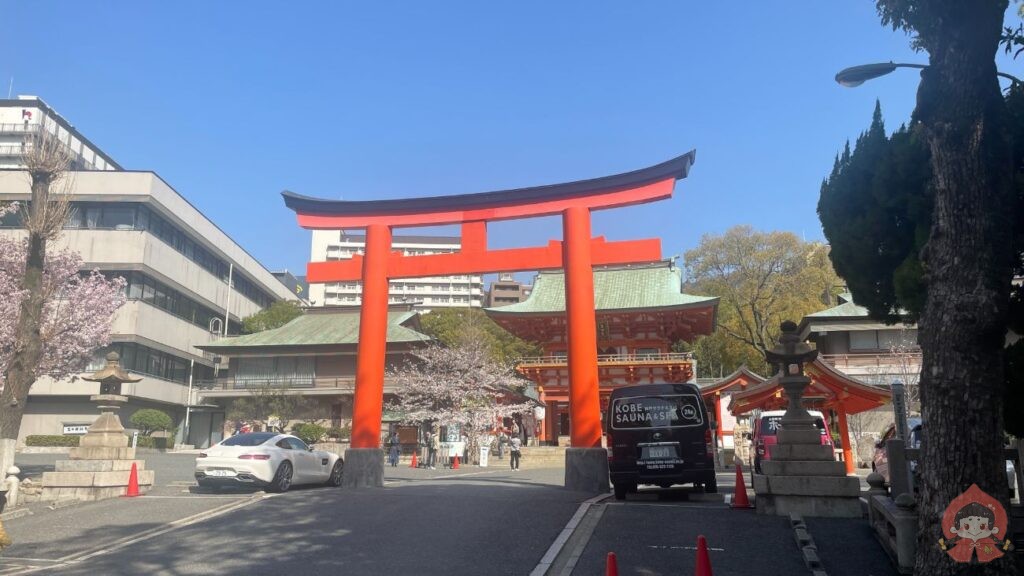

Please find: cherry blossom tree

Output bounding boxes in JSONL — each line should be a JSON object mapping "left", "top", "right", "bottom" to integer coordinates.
{"left": 387, "top": 340, "right": 536, "bottom": 463}
{"left": 0, "top": 202, "right": 127, "bottom": 455}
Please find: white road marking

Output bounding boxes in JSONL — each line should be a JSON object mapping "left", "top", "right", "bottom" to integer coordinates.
{"left": 530, "top": 492, "right": 612, "bottom": 576}
{"left": 647, "top": 545, "right": 726, "bottom": 552}
{"left": 1, "top": 493, "right": 276, "bottom": 575}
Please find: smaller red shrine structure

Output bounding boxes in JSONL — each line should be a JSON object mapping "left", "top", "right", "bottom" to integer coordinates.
{"left": 728, "top": 358, "right": 892, "bottom": 474}
{"left": 485, "top": 261, "right": 718, "bottom": 444}
{"left": 698, "top": 365, "right": 766, "bottom": 448}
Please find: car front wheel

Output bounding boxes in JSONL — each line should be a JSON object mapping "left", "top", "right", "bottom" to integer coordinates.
{"left": 269, "top": 461, "right": 293, "bottom": 493}
{"left": 326, "top": 460, "right": 344, "bottom": 487}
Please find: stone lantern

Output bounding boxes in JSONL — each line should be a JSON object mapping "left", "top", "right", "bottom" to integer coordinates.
{"left": 40, "top": 351, "right": 154, "bottom": 502}
{"left": 764, "top": 321, "right": 819, "bottom": 440}
{"left": 753, "top": 321, "right": 861, "bottom": 517}
{"left": 75, "top": 351, "right": 141, "bottom": 449}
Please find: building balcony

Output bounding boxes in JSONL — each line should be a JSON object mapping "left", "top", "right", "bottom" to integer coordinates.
{"left": 0, "top": 123, "right": 40, "bottom": 134}
{"left": 819, "top": 352, "right": 922, "bottom": 371}
{"left": 196, "top": 377, "right": 404, "bottom": 397}
{"left": 516, "top": 352, "right": 695, "bottom": 369}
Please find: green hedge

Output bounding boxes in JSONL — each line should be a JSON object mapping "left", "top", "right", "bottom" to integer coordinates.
{"left": 24, "top": 434, "right": 176, "bottom": 449}
{"left": 25, "top": 435, "right": 81, "bottom": 447}
{"left": 134, "top": 436, "right": 174, "bottom": 449}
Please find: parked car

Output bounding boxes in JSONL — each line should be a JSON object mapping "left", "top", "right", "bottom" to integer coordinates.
{"left": 752, "top": 410, "right": 834, "bottom": 474}
{"left": 872, "top": 420, "right": 1017, "bottom": 498}
{"left": 195, "top": 432, "right": 344, "bottom": 492}
{"left": 606, "top": 383, "right": 717, "bottom": 500}
{"left": 870, "top": 418, "right": 923, "bottom": 482}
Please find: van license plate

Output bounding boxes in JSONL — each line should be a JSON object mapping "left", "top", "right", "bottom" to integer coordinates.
{"left": 643, "top": 446, "right": 675, "bottom": 459}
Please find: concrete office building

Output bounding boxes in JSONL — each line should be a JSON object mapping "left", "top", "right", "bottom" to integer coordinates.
{"left": 309, "top": 231, "right": 484, "bottom": 308}
{"left": 486, "top": 273, "right": 532, "bottom": 307}
{"left": 0, "top": 99, "right": 295, "bottom": 448}
{"left": 1, "top": 96, "right": 120, "bottom": 171}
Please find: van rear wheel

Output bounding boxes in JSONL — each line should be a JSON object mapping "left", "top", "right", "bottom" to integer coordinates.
{"left": 704, "top": 474, "right": 718, "bottom": 493}
{"left": 613, "top": 483, "right": 631, "bottom": 500}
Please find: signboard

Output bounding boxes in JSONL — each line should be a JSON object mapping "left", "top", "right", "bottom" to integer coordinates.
{"left": 62, "top": 424, "right": 90, "bottom": 435}
{"left": 610, "top": 394, "right": 703, "bottom": 430}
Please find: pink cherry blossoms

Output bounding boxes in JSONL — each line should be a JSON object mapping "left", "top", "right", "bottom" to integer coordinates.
{"left": 387, "top": 339, "right": 537, "bottom": 443}
{"left": 0, "top": 204, "right": 126, "bottom": 386}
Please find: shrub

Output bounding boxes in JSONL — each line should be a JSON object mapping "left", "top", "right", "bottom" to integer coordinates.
{"left": 292, "top": 422, "right": 327, "bottom": 445}
{"left": 328, "top": 425, "right": 351, "bottom": 440}
{"left": 129, "top": 409, "right": 173, "bottom": 436}
{"left": 25, "top": 435, "right": 80, "bottom": 447}
{"left": 133, "top": 436, "right": 173, "bottom": 449}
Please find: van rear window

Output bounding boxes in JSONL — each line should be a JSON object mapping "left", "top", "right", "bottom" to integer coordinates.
{"left": 759, "top": 415, "right": 826, "bottom": 436}
{"left": 610, "top": 394, "right": 703, "bottom": 430}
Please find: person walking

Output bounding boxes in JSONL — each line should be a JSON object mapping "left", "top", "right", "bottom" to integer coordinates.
{"left": 497, "top": 429, "right": 507, "bottom": 460}
{"left": 388, "top": 431, "right": 400, "bottom": 467}
{"left": 509, "top": 435, "right": 522, "bottom": 471}
{"left": 429, "top": 430, "right": 440, "bottom": 469}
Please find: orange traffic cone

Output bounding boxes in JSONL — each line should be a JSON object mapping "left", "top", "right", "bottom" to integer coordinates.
{"left": 605, "top": 552, "right": 619, "bottom": 576}
{"left": 410, "top": 452, "right": 418, "bottom": 468}
{"left": 125, "top": 462, "right": 140, "bottom": 497}
{"left": 695, "top": 535, "right": 713, "bottom": 576}
{"left": 731, "top": 463, "right": 753, "bottom": 509}
{"left": 453, "top": 455, "right": 460, "bottom": 469}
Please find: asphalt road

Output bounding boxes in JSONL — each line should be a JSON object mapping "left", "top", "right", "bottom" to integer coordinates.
{"left": 1, "top": 464, "right": 591, "bottom": 576}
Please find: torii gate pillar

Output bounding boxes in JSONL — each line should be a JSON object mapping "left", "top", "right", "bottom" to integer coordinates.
{"left": 562, "top": 206, "right": 610, "bottom": 492}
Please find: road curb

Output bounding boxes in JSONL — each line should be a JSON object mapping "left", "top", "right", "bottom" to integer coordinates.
{"left": 0, "top": 507, "right": 32, "bottom": 521}
{"left": 530, "top": 492, "right": 611, "bottom": 576}
{"left": 789, "top": 513, "right": 828, "bottom": 575}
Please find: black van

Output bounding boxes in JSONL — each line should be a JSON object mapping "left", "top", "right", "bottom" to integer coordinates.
{"left": 605, "top": 383, "right": 717, "bottom": 500}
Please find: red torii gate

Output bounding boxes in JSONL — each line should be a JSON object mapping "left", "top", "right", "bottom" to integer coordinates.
{"left": 283, "top": 152, "right": 696, "bottom": 489}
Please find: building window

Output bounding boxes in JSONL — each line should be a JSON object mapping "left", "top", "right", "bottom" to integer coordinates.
{"left": 849, "top": 330, "right": 879, "bottom": 350}
{"left": 108, "top": 271, "right": 242, "bottom": 334}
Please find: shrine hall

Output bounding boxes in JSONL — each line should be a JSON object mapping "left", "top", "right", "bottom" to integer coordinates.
{"left": 484, "top": 260, "right": 719, "bottom": 445}
{"left": 728, "top": 358, "right": 892, "bottom": 475}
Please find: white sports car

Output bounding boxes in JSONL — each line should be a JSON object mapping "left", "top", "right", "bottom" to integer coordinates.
{"left": 195, "top": 432, "right": 343, "bottom": 492}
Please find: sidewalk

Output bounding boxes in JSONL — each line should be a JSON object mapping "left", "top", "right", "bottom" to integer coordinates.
{"left": 542, "top": 469, "right": 898, "bottom": 576}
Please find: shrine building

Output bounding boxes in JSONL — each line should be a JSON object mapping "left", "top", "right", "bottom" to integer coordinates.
{"left": 485, "top": 261, "right": 718, "bottom": 445}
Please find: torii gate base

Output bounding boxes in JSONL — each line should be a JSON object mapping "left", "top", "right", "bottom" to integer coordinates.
{"left": 343, "top": 449, "right": 385, "bottom": 488}
{"left": 283, "top": 153, "right": 697, "bottom": 492}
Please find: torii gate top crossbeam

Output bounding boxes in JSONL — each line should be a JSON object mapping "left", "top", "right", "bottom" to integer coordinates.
{"left": 282, "top": 151, "right": 695, "bottom": 229}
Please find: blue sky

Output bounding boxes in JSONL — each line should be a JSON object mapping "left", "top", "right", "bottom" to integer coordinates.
{"left": 2, "top": 3, "right": 1020, "bottom": 281}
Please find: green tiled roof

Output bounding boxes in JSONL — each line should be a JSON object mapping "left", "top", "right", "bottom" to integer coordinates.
{"left": 486, "top": 263, "right": 717, "bottom": 314}
{"left": 199, "top": 309, "right": 430, "bottom": 351}
{"left": 804, "top": 293, "right": 870, "bottom": 319}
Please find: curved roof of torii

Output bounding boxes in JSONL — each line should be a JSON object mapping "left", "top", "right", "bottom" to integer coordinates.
{"left": 282, "top": 151, "right": 696, "bottom": 218}
{"left": 728, "top": 358, "right": 891, "bottom": 416}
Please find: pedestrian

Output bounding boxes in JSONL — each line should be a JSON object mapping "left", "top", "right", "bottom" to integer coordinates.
{"left": 461, "top": 432, "right": 469, "bottom": 464}
{"left": 240, "top": 422, "right": 252, "bottom": 434}
{"left": 388, "top": 431, "right": 400, "bottom": 467}
{"left": 429, "top": 430, "right": 440, "bottom": 469}
{"left": 497, "top": 429, "right": 507, "bottom": 459}
{"left": 509, "top": 435, "right": 522, "bottom": 471}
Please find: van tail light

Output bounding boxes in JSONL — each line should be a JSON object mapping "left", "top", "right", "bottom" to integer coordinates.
{"left": 197, "top": 452, "right": 208, "bottom": 458}
{"left": 705, "top": 428, "right": 714, "bottom": 459}
{"left": 606, "top": 432, "right": 614, "bottom": 460}
{"left": 755, "top": 441, "right": 765, "bottom": 456}
{"left": 239, "top": 454, "right": 271, "bottom": 460}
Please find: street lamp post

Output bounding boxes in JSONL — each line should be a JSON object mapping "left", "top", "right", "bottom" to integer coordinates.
{"left": 835, "top": 61, "right": 1022, "bottom": 87}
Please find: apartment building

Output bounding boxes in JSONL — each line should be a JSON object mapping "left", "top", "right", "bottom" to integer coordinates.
{"left": 0, "top": 99, "right": 295, "bottom": 447}
{"left": 308, "top": 231, "right": 484, "bottom": 308}
{"left": 485, "top": 273, "right": 532, "bottom": 307}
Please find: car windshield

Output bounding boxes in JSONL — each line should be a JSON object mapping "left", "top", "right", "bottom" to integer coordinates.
{"left": 610, "top": 394, "right": 703, "bottom": 429}
{"left": 760, "top": 415, "right": 826, "bottom": 436}
{"left": 220, "top": 433, "right": 276, "bottom": 447}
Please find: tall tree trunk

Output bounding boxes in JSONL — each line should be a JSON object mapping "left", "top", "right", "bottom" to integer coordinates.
{"left": 913, "top": 2, "right": 1019, "bottom": 574}
{"left": 0, "top": 175, "right": 53, "bottom": 443}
